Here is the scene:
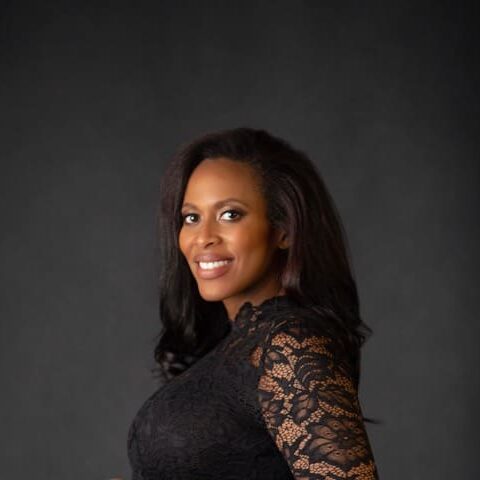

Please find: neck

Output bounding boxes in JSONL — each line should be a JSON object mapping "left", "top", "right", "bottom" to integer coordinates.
{"left": 224, "top": 285, "right": 286, "bottom": 322}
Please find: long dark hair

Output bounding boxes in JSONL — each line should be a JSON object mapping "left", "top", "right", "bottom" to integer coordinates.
{"left": 154, "top": 127, "right": 373, "bottom": 391}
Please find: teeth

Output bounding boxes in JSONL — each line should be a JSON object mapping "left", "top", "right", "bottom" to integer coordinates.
{"left": 198, "top": 260, "right": 232, "bottom": 270}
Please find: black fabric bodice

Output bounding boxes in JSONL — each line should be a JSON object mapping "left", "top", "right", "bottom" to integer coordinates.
{"left": 127, "top": 295, "right": 378, "bottom": 480}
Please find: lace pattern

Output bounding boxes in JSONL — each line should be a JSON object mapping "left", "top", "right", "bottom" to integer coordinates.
{"left": 127, "top": 295, "right": 378, "bottom": 479}
{"left": 255, "top": 315, "right": 378, "bottom": 479}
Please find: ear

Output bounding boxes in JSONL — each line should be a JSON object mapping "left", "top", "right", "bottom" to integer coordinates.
{"left": 276, "top": 230, "right": 290, "bottom": 250}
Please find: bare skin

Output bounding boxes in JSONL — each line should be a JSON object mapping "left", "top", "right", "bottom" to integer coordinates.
{"left": 178, "top": 157, "right": 289, "bottom": 321}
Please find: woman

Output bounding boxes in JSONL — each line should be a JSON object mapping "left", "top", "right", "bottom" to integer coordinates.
{"left": 127, "top": 128, "right": 379, "bottom": 479}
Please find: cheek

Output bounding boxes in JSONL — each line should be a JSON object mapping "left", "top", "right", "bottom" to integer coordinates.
{"left": 178, "top": 228, "right": 189, "bottom": 256}
{"left": 230, "top": 225, "right": 272, "bottom": 259}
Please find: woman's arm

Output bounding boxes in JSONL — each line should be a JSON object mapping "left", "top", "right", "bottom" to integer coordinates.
{"left": 257, "top": 317, "right": 379, "bottom": 479}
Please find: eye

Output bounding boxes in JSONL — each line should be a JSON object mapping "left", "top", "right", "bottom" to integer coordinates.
{"left": 220, "top": 209, "right": 243, "bottom": 221}
{"left": 181, "top": 209, "right": 244, "bottom": 225}
{"left": 181, "top": 213, "right": 199, "bottom": 225}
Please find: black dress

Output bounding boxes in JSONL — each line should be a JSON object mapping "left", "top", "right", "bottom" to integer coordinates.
{"left": 127, "top": 295, "right": 378, "bottom": 479}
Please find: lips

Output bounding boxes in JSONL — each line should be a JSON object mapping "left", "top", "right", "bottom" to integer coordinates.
{"left": 194, "top": 258, "right": 234, "bottom": 280}
{"left": 193, "top": 253, "right": 234, "bottom": 263}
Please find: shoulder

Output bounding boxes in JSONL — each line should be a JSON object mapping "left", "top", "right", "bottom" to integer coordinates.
{"left": 254, "top": 304, "right": 352, "bottom": 373}
{"left": 260, "top": 304, "right": 342, "bottom": 349}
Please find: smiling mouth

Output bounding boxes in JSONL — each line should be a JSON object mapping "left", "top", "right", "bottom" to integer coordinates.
{"left": 195, "top": 259, "right": 234, "bottom": 279}
{"left": 197, "top": 259, "right": 233, "bottom": 270}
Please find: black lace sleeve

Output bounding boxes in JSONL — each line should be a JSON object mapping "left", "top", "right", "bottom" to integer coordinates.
{"left": 256, "top": 316, "right": 379, "bottom": 479}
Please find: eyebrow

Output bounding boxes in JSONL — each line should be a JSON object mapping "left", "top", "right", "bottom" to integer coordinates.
{"left": 181, "top": 197, "right": 250, "bottom": 210}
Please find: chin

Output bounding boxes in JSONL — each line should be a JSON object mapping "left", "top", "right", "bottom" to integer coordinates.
{"left": 196, "top": 284, "right": 231, "bottom": 303}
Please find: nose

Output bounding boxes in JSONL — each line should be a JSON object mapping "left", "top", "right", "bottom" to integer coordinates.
{"left": 195, "top": 218, "right": 221, "bottom": 247}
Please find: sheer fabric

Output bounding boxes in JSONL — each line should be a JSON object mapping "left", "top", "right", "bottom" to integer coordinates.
{"left": 127, "top": 295, "right": 378, "bottom": 479}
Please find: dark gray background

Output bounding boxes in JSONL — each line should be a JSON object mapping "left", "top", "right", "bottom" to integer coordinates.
{"left": 1, "top": 1, "right": 478, "bottom": 479}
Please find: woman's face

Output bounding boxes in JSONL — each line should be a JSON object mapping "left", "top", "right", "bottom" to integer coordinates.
{"left": 179, "top": 157, "right": 288, "bottom": 320}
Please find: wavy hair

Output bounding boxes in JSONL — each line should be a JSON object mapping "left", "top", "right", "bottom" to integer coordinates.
{"left": 153, "top": 127, "right": 373, "bottom": 393}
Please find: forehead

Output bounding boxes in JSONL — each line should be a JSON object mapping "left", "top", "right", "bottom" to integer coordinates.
{"left": 183, "top": 157, "right": 263, "bottom": 203}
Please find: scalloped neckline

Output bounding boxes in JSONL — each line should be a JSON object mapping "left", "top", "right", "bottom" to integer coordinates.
{"left": 231, "top": 294, "right": 297, "bottom": 330}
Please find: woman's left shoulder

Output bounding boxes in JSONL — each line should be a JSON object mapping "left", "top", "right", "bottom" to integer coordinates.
{"left": 259, "top": 302, "right": 350, "bottom": 362}
{"left": 264, "top": 302, "right": 338, "bottom": 338}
